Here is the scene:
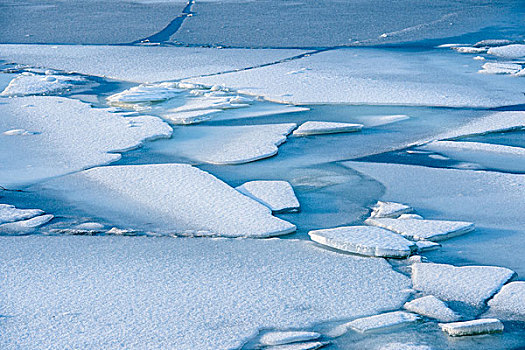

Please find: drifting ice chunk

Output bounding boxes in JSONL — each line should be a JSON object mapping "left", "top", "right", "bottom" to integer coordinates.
{"left": 293, "top": 121, "right": 363, "bottom": 136}
{"left": 265, "top": 342, "right": 329, "bottom": 350}
{"left": 403, "top": 296, "right": 460, "bottom": 322}
{"left": 399, "top": 214, "right": 423, "bottom": 220}
{"left": 486, "top": 282, "right": 525, "bottom": 321}
{"left": 439, "top": 319, "right": 503, "bottom": 337}
{"left": 365, "top": 218, "right": 474, "bottom": 241}
{"left": 451, "top": 47, "right": 487, "bottom": 54}
{"left": 415, "top": 240, "right": 440, "bottom": 252}
{"left": 412, "top": 263, "right": 515, "bottom": 307}
{"left": 479, "top": 62, "right": 522, "bottom": 75}
{"left": 473, "top": 39, "right": 514, "bottom": 48}
{"left": 259, "top": 331, "right": 321, "bottom": 346}
{"left": 0, "top": 73, "right": 87, "bottom": 96}
{"left": 236, "top": 181, "right": 299, "bottom": 213}
{"left": 106, "top": 82, "right": 183, "bottom": 107}
{"left": 0, "top": 204, "right": 43, "bottom": 224}
{"left": 0, "top": 214, "right": 53, "bottom": 234}
{"left": 309, "top": 226, "right": 416, "bottom": 258}
{"left": 346, "top": 311, "right": 420, "bottom": 333}
{"left": 370, "top": 201, "right": 413, "bottom": 218}
{"left": 3, "top": 129, "right": 35, "bottom": 136}
{"left": 487, "top": 44, "right": 525, "bottom": 59}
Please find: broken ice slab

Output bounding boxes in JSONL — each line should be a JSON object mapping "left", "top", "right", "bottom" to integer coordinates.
{"left": 0, "top": 72, "right": 89, "bottom": 97}
{"left": 0, "top": 214, "right": 53, "bottom": 234}
{"left": 309, "top": 225, "right": 416, "bottom": 258}
{"left": 479, "top": 62, "right": 522, "bottom": 75}
{"left": 403, "top": 296, "right": 460, "bottom": 322}
{"left": 292, "top": 121, "right": 363, "bottom": 136}
{"left": 487, "top": 44, "right": 525, "bottom": 59}
{"left": 0, "top": 204, "right": 43, "bottom": 224}
{"left": 370, "top": 201, "right": 413, "bottom": 218}
{"left": 486, "top": 281, "right": 525, "bottom": 321}
{"left": 346, "top": 311, "right": 420, "bottom": 333}
{"left": 259, "top": 331, "right": 321, "bottom": 346}
{"left": 365, "top": 218, "right": 474, "bottom": 241}
{"left": 236, "top": 180, "right": 300, "bottom": 213}
{"left": 451, "top": 47, "right": 487, "bottom": 54}
{"left": 439, "top": 318, "right": 503, "bottom": 337}
{"left": 265, "top": 341, "right": 329, "bottom": 350}
{"left": 414, "top": 240, "right": 441, "bottom": 252}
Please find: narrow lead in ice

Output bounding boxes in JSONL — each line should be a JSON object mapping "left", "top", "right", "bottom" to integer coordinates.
{"left": 346, "top": 311, "right": 420, "bottom": 333}
{"left": 486, "top": 281, "right": 525, "bottom": 321}
{"left": 365, "top": 218, "right": 474, "bottom": 241}
{"left": 0, "top": 214, "right": 53, "bottom": 234}
{"left": 0, "top": 204, "right": 43, "bottom": 224}
{"left": 411, "top": 263, "right": 515, "bottom": 307}
{"left": 259, "top": 331, "right": 321, "bottom": 346}
{"left": 309, "top": 226, "right": 416, "bottom": 258}
{"left": 370, "top": 201, "right": 413, "bottom": 218}
{"left": 439, "top": 319, "right": 503, "bottom": 337}
{"left": 0, "top": 73, "right": 88, "bottom": 96}
{"left": 236, "top": 180, "right": 300, "bottom": 213}
{"left": 403, "top": 296, "right": 460, "bottom": 322}
{"left": 292, "top": 121, "right": 363, "bottom": 136}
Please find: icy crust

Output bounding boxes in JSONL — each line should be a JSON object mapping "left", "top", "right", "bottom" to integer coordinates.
{"left": 259, "top": 331, "right": 321, "bottom": 346}
{"left": 403, "top": 296, "right": 460, "bottom": 322}
{"left": 486, "top": 282, "right": 525, "bottom": 321}
{"left": 411, "top": 263, "right": 515, "bottom": 307}
{"left": 236, "top": 181, "right": 300, "bottom": 213}
{"left": 0, "top": 214, "right": 53, "bottom": 235}
{"left": 487, "top": 44, "right": 525, "bottom": 59}
{"left": 439, "top": 319, "right": 504, "bottom": 337}
{"left": 370, "top": 201, "right": 413, "bottom": 218}
{"left": 292, "top": 121, "right": 363, "bottom": 136}
{"left": 345, "top": 311, "right": 420, "bottom": 333}
{"left": 365, "top": 218, "right": 474, "bottom": 241}
{"left": 43, "top": 164, "right": 296, "bottom": 238}
{"left": 0, "top": 236, "right": 412, "bottom": 349}
{"left": 0, "top": 96, "right": 172, "bottom": 187}
{"left": 0, "top": 72, "right": 88, "bottom": 96}
{"left": 309, "top": 226, "right": 416, "bottom": 258}
{"left": 0, "top": 204, "right": 43, "bottom": 224}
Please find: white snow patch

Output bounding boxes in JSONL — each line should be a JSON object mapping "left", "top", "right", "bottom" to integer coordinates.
{"left": 371, "top": 201, "right": 413, "bottom": 218}
{"left": 0, "top": 214, "right": 53, "bottom": 234}
{"left": 486, "top": 281, "right": 525, "bottom": 321}
{"left": 259, "top": 331, "right": 321, "bottom": 346}
{"left": 236, "top": 181, "right": 300, "bottom": 213}
{"left": 293, "top": 121, "right": 363, "bottom": 136}
{"left": 0, "top": 73, "right": 88, "bottom": 96}
{"left": 487, "top": 44, "right": 525, "bottom": 59}
{"left": 439, "top": 319, "right": 504, "bottom": 337}
{"left": 346, "top": 311, "right": 420, "bottom": 333}
{"left": 365, "top": 218, "right": 474, "bottom": 241}
{"left": 403, "top": 296, "right": 460, "bottom": 322}
{"left": 0, "top": 204, "right": 43, "bottom": 224}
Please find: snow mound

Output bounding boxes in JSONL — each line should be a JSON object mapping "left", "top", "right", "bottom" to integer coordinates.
{"left": 411, "top": 263, "right": 515, "bottom": 307}
{"left": 487, "top": 44, "right": 525, "bottom": 59}
{"left": 479, "top": 62, "right": 522, "bottom": 75}
{"left": 0, "top": 73, "right": 88, "bottom": 96}
{"left": 415, "top": 240, "right": 440, "bottom": 252}
{"left": 309, "top": 226, "right": 416, "bottom": 258}
{"left": 236, "top": 180, "right": 300, "bottom": 213}
{"left": 439, "top": 319, "right": 503, "bottom": 337}
{"left": 371, "top": 201, "right": 413, "bottom": 218}
{"left": 365, "top": 218, "right": 474, "bottom": 241}
{"left": 346, "top": 311, "right": 420, "bottom": 333}
{"left": 486, "top": 281, "right": 525, "bottom": 321}
{"left": 259, "top": 331, "right": 321, "bottom": 346}
{"left": 403, "top": 296, "right": 460, "bottom": 322}
{"left": 0, "top": 214, "right": 53, "bottom": 234}
{"left": 0, "top": 204, "right": 43, "bottom": 224}
{"left": 293, "top": 121, "right": 363, "bottom": 136}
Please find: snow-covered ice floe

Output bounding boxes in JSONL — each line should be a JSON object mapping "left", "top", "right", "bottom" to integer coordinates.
{"left": 264, "top": 342, "right": 329, "bottom": 350}
{"left": 399, "top": 214, "right": 423, "bottom": 220}
{"left": 236, "top": 180, "right": 300, "bottom": 213}
{"left": 414, "top": 240, "right": 440, "bottom": 252}
{"left": 486, "top": 281, "right": 525, "bottom": 321}
{"left": 378, "top": 343, "right": 432, "bottom": 350}
{"left": 439, "top": 319, "right": 504, "bottom": 337}
{"left": 403, "top": 296, "right": 460, "bottom": 322}
{"left": 370, "top": 201, "right": 413, "bottom": 218}
{"left": 411, "top": 263, "right": 515, "bottom": 307}
{"left": 258, "top": 331, "right": 321, "bottom": 346}
{"left": 0, "top": 214, "right": 53, "bottom": 235}
{"left": 365, "top": 218, "right": 474, "bottom": 241}
{"left": 41, "top": 164, "right": 296, "bottom": 238}
{"left": 0, "top": 96, "right": 172, "bottom": 187}
{"left": 0, "top": 236, "right": 412, "bottom": 349}
{"left": 292, "top": 121, "right": 363, "bottom": 136}
{"left": 0, "top": 72, "right": 88, "bottom": 96}
{"left": 0, "top": 204, "right": 43, "bottom": 224}
{"left": 479, "top": 62, "right": 522, "bottom": 75}
{"left": 309, "top": 226, "right": 416, "bottom": 258}
{"left": 451, "top": 47, "right": 487, "bottom": 54}
{"left": 487, "top": 44, "right": 525, "bottom": 59}
{"left": 345, "top": 311, "right": 420, "bottom": 333}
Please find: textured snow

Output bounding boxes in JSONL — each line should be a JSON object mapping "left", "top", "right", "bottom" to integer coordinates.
{"left": 0, "top": 236, "right": 412, "bottom": 349}
{"left": 371, "top": 201, "right": 413, "bottom": 218}
{"left": 365, "top": 218, "right": 475, "bottom": 241}
{"left": 309, "top": 226, "right": 416, "bottom": 258}
{"left": 292, "top": 121, "right": 363, "bottom": 136}
{"left": 479, "top": 62, "right": 522, "bottom": 75}
{"left": 0, "top": 96, "right": 172, "bottom": 187}
{"left": 236, "top": 181, "right": 300, "bottom": 213}
{"left": 41, "top": 164, "right": 296, "bottom": 238}
{"left": 0, "top": 204, "right": 43, "bottom": 224}
{"left": 0, "top": 214, "right": 53, "bottom": 234}
{"left": 411, "top": 263, "right": 515, "bottom": 307}
{"left": 346, "top": 311, "right": 420, "bottom": 333}
{"left": 0, "top": 73, "right": 88, "bottom": 96}
{"left": 403, "top": 296, "right": 460, "bottom": 322}
{"left": 259, "top": 331, "right": 321, "bottom": 346}
{"left": 486, "top": 282, "right": 525, "bottom": 321}
{"left": 439, "top": 319, "right": 504, "bottom": 337}
{"left": 487, "top": 44, "right": 525, "bottom": 59}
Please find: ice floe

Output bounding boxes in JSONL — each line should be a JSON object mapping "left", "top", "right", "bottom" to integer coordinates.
{"left": 236, "top": 181, "right": 300, "bottom": 213}
{"left": 106, "top": 82, "right": 184, "bottom": 107}
{"left": 309, "top": 226, "right": 416, "bottom": 258}
{"left": 346, "top": 311, "right": 420, "bottom": 333}
{"left": 473, "top": 39, "right": 515, "bottom": 48}
{"left": 264, "top": 342, "right": 329, "bottom": 350}
{"left": 399, "top": 214, "right": 423, "bottom": 220}
{"left": 0, "top": 96, "right": 172, "bottom": 187}
{"left": 415, "top": 240, "right": 440, "bottom": 252}
{"left": 479, "top": 62, "right": 522, "bottom": 75}
{"left": 0, "top": 214, "right": 53, "bottom": 234}
{"left": 259, "top": 331, "right": 321, "bottom": 346}
{"left": 370, "top": 201, "right": 413, "bottom": 218}
{"left": 439, "top": 319, "right": 503, "bottom": 337}
{"left": 451, "top": 47, "right": 487, "bottom": 54}
{"left": 378, "top": 343, "right": 432, "bottom": 350}
{"left": 487, "top": 44, "right": 525, "bottom": 59}
{"left": 292, "top": 121, "right": 363, "bottom": 136}
{"left": 2, "top": 129, "right": 36, "bottom": 136}
{"left": 365, "top": 218, "right": 474, "bottom": 241}
{"left": 0, "top": 72, "right": 88, "bottom": 96}
{"left": 411, "top": 263, "right": 515, "bottom": 306}
{"left": 403, "top": 296, "right": 460, "bottom": 322}
{"left": 0, "top": 204, "right": 43, "bottom": 224}
{"left": 486, "top": 281, "right": 525, "bottom": 321}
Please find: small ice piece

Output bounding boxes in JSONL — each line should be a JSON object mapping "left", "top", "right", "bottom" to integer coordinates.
{"left": 473, "top": 39, "right": 514, "bottom": 48}
{"left": 346, "top": 311, "right": 420, "bottom": 333}
{"left": 479, "top": 62, "right": 522, "bottom": 75}
{"left": 3, "top": 129, "right": 35, "bottom": 136}
{"left": 415, "top": 240, "right": 440, "bottom": 252}
{"left": 265, "top": 341, "right": 329, "bottom": 350}
{"left": 436, "top": 43, "right": 469, "bottom": 48}
{"left": 236, "top": 181, "right": 300, "bottom": 213}
{"left": 487, "top": 44, "right": 525, "bottom": 59}
{"left": 0, "top": 204, "right": 44, "bottom": 224}
{"left": 403, "top": 296, "right": 460, "bottom": 322}
{"left": 370, "top": 201, "right": 413, "bottom": 218}
{"left": 398, "top": 214, "right": 423, "bottom": 220}
{"left": 451, "top": 47, "right": 487, "bottom": 54}
{"left": 439, "top": 319, "right": 503, "bottom": 337}
{"left": 292, "top": 121, "right": 363, "bottom": 136}
{"left": 309, "top": 226, "right": 417, "bottom": 258}
{"left": 259, "top": 331, "right": 321, "bottom": 346}
{"left": 486, "top": 281, "right": 525, "bottom": 321}
{"left": 412, "top": 263, "right": 515, "bottom": 306}
{"left": 359, "top": 114, "right": 410, "bottom": 127}
{"left": 107, "top": 82, "right": 183, "bottom": 107}
{"left": 0, "top": 214, "right": 53, "bottom": 234}
{"left": 0, "top": 73, "right": 87, "bottom": 96}
{"left": 365, "top": 218, "right": 474, "bottom": 241}
{"left": 473, "top": 56, "right": 485, "bottom": 60}
{"left": 74, "top": 222, "right": 104, "bottom": 231}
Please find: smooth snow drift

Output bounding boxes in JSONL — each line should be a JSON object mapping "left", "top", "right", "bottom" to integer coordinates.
{"left": 365, "top": 218, "right": 474, "bottom": 241}
{"left": 236, "top": 181, "right": 300, "bottom": 212}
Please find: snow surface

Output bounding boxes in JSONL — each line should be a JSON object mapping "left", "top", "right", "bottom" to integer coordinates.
{"left": 486, "top": 281, "right": 525, "bottom": 321}
{"left": 403, "top": 296, "right": 460, "bottom": 322}
{"left": 0, "top": 73, "right": 88, "bottom": 96}
{"left": 0, "top": 236, "right": 412, "bottom": 349}
{"left": 309, "top": 226, "right": 416, "bottom": 258}
{"left": 345, "top": 311, "right": 420, "bottom": 333}
{"left": 292, "top": 121, "right": 363, "bottom": 136}
{"left": 365, "top": 218, "right": 475, "bottom": 241}
{"left": 411, "top": 263, "right": 515, "bottom": 307}
{"left": 370, "top": 201, "right": 413, "bottom": 218}
{"left": 439, "top": 319, "right": 503, "bottom": 337}
{"left": 487, "top": 44, "right": 525, "bottom": 59}
{"left": 0, "top": 214, "right": 53, "bottom": 234}
{"left": 236, "top": 181, "right": 300, "bottom": 212}
{"left": 259, "top": 331, "right": 321, "bottom": 346}
{"left": 40, "top": 164, "right": 296, "bottom": 238}
{"left": 0, "top": 204, "right": 43, "bottom": 224}
{"left": 0, "top": 96, "right": 172, "bottom": 187}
